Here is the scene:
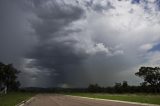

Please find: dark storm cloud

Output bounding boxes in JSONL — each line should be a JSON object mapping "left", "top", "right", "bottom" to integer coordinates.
{"left": 0, "top": 0, "right": 38, "bottom": 87}
{"left": 30, "top": 0, "right": 84, "bottom": 40}
{"left": 0, "top": 0, "right": 35, "bottom": 65}
{"left": 24, "top": 0, "right": 91, "bottom": 87}
{"left": 0, "top": 0, "right": 139, "bottom": 87}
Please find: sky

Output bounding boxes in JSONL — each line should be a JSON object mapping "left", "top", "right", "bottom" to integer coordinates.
{"left": 1, "top": 0, "right": 160, "bottom": 88}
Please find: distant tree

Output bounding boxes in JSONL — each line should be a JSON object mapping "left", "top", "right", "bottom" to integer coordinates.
{"left": 114, "top": 82, "right": 122, "bottom": 93}
{"left": 114, "top": 82, "right": 122, "bottom": 88}
{"left": 0, "top": 62, "right": 20, "bottom": 91}
{"left": 122, "top": 81, "right": 128, "bottom": 88}
{"left": 121, "top": 81, "right": 129, "bottom": 92}
{"left": 135, "top": 67, "right": 160, "bottom": 92}
{"left": 88, "top": 84, "right": 101, "bottom": 92}
{"left": 139, "top": 82, "right": 148, "bottom": 92}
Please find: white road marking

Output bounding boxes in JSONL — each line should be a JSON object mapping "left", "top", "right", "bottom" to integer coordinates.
{"left": 65, "top": 95, "right": 160, "bottom": 106}
{"left": 17, "top": 97, "right": 35, "bottom": 106}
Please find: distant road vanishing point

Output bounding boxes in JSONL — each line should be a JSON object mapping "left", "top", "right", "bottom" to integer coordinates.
{"left": 22, "top": 94, "right": 157, "bottom": 106}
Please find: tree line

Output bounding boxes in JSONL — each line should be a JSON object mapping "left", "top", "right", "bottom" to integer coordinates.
{"left": 88, "top": 67, "right": 160, "bottom": 93}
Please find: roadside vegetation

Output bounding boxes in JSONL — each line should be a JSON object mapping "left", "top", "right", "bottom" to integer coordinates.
{"left": 68, "top": 93, "right": 160, "bottom": 105}
{"left": 0, "top": 92, "right": 34, "bottom": 106}
{"left": 0, "top": 62, "right": 35, "bottom": 106}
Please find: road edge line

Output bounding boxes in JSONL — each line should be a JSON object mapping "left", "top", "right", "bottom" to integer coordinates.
{"left": 65, "top": 95, "right": 160, "bottom": 106}
{"left": 16, "top": 96, "right": 35, "bottom": 106}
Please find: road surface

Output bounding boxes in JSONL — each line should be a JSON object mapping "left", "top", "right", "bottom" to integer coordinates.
{"left": 23, "top": 94, "right": 153, "bottom": 106}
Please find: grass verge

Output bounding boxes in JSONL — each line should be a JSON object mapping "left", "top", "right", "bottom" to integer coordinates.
{"left": 0, "top": 92, "right": 35, "bottom": 106}
{"left": 67, "top": 93, "right": 160, "bottom": 105}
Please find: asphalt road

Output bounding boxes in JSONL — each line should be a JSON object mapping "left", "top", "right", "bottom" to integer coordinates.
{"left": 23, "top": 94, "right": 151, "bottom": 106}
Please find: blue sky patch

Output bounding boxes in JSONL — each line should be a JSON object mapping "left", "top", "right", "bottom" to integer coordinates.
{"left": 149, "top": 43, "right": 160, "bottom": 52}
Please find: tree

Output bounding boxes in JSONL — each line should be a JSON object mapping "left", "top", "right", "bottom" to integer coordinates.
{"left": 122, "top": 81, "right": 128, "bottom": 88}
{"left": 135, "top": 67, "right": 160, "bottom": 92}
{"left": 114, "top": 82, "right": 122, "bottom": 93}
{"left": 0, "top": 62, "right": 20, "bottom": 91}
{"left": 88, "top": 84, "right": 101, "bottom": 92}
{"left": 114, "top": 82, "right": 122, "bottom": 88}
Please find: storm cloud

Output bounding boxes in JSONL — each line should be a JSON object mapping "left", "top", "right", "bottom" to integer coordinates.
{"left": 1, "top": 0, "right": 160, "bottom": 87}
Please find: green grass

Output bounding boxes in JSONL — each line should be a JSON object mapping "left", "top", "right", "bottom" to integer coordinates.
{"left": 0, "top": 92, "right": 35, "bottom": 106}
{"left": 68, "top": 93, "right": 160, "bottom": 105}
